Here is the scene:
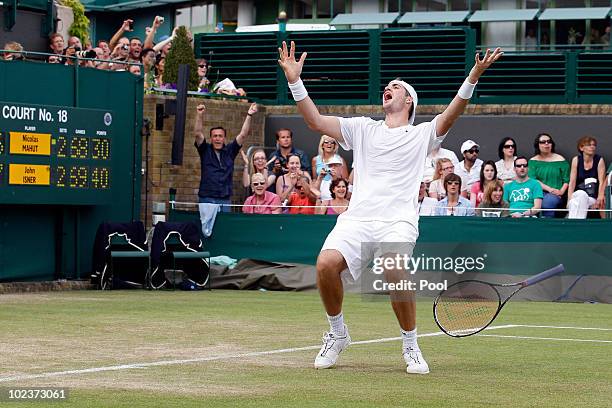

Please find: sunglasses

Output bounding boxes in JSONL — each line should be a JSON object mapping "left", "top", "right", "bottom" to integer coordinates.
{"left": 503, "top": 144, "right": 515, "bottom": 149}
{"left": 446, "top": 181, "right": 460, "bottom": 186}
{"left": 467, "top": 148, "right": 479, "bottom": 154}
{"left": 252, "top": 182, "right": 265, "bottom": 186}
{"left": 323, "top": 140, "right": 336, "bottom": 145}
{"left": 539, "top": 139, "right": 552, "bottom": 145}
{"left": 515, "top": 163, "right": 528, "bottom": 168}
{"left": 198, "top": 64, "right": 206, "bottom": 68}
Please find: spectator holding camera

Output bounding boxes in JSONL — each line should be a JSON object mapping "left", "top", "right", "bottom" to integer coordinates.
{"left": 434, "top": 174, "right": 475, "bottom": 216}
{"left": 109, "top": 19, "right": 135, "bottom": 52}
{"left": 315, "top": 178, "right": 350, "bottom": 215}
{"left": 311, "top": 135, "right": 349, "bottom": 180}
{"left": 567, "top": 136, "right": 607, "bottom": 218}
{"left": 528, "top": 133, "right": 569, "bottom": 217}
{"left": 313, "top": 156, "right": 344, "bottom": 201}
{"left": 242, "top": 173, "right": 282, "bottom": 214}
{"left": 477, "top": 180, "right": 509, "bottom": 217}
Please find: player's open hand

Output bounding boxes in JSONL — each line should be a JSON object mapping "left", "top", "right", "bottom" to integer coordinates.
{"left": 468, "top": 47, "right": 503, "bottom": 83}
{"left": 278, "top": 41, "right": 307, "bottom": 84}
{"left": 247, "top": 103, "right": 258, "bottom": 116}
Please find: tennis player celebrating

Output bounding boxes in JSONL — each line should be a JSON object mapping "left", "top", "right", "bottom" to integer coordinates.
{"left": 278, "top": 41, "right": 502, "bottom": 373}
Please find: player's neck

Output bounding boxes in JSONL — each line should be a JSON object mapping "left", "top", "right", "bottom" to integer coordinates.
{"left": 384, "top": 111, "right": 409, "bottom": 128}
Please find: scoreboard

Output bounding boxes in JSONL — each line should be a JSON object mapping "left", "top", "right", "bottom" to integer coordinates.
{"left": 0, "top": 102, "right": 118, "bottom": 205}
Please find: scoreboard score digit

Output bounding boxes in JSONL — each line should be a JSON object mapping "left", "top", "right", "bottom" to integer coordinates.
{"left": 0, "top": 103, "right": 116, "bottom": 204}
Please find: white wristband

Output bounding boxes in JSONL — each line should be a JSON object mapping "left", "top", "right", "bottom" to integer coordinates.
{"left": 288, "top": 78, "right": 308, "bottom": 102}
{"left": 457, "top": 78, "right": 477, "bottom": 100}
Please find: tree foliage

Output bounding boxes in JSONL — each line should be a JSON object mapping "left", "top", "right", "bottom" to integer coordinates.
{"left": 163, "top": 26, "right": 199, "bottom": 90}
{"left": 60, "top": 0, "right": 90, "bottom": 46}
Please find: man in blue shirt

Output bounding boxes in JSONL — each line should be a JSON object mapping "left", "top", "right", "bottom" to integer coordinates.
{"left": 194, "top": 103, "right": 258, "bottom": 211}
{"left": 268, "top": 128, "right": 311, "bottom": 176}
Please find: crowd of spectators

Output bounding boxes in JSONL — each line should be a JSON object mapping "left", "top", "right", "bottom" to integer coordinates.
{"left": 238, "top": 129, "right": 610, "bottom": 218}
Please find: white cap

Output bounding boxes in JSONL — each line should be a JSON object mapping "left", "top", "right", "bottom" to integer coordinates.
{"left": 326, "top": 156, "right": 343, "bottom": 166}
{"left": 388, "top": 80, "right": 418, "bottom": 125}
{"left": 461, "top": 139, "right": 480, "bottom": 153}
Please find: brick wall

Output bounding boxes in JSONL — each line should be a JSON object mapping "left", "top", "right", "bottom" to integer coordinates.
{"left": 141, "top": 95, "right": 265, "bottom": 228}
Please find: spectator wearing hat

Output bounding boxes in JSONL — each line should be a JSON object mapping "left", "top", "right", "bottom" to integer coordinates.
{"left": 434, "top": 174, "right": 475, "bottom": 216}
{"left": 455, "top": 139, "right": 483, "bottom": 196}
{"left": 313, "top": 155, "right": 344, "bottom": 201}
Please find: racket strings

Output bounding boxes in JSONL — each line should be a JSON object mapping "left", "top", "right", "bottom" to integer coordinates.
{"left": 435, "top": 282, "right": 500, "bottom": 336}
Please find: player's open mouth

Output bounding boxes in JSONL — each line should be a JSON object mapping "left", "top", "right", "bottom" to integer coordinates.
{"left": 383, "top": 92, "right": 392, "bottom": 102}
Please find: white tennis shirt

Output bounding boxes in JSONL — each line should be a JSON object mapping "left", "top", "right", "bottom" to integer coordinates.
{"left": 338, "top": 115, "right": 446, "bottom": 225}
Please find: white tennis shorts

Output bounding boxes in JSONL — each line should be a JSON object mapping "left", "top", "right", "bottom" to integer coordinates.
{"left": 321, "top": 217, "right": 418, "bottom": 281}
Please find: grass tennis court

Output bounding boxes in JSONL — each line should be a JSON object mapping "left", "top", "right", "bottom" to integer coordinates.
{"left": 1, "top": 290, "right": 611, "bottom": 407}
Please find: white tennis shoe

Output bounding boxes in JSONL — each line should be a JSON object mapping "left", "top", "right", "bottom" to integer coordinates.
{"left": 403, "top": 347, "right": 430, "bottom": 374}
{"left": 314, "top": 326, "right": 351, "bottom": 369}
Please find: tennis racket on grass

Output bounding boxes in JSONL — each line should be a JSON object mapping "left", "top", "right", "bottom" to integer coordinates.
{"left": 433, "top": 264, "right": 564, "bottom": 337}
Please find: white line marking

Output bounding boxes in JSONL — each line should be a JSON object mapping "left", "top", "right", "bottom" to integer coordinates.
{"left": 478, "top": 334, "right": 612, "bottom": 343}
{"left": 513, "top": 324, "right": 612, "bottom": 331}
{"left": 0, "top": 325, "right": 514, "bottom": 383}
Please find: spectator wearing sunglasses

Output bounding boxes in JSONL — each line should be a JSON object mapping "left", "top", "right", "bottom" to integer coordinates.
{"left": 503, "top": 156, "right": 543, "bottom": 217}
{"left": 434, "top": 174, "right": 475, "bottom": 216}
{"left": 242, "top": 173, "right": 282, "bottom": 214}
{"left": 196, "top": 58, "right": 211, "bottom": 92}
{"left": 428, "top": 158, "right": 455, "bottom": 200}
{"left": 528, "top": 133, "right": 569, "bottom": 217}
{"left": 455, "top": 139, "right": 483, "bottom": 197}
{"left": 495, "top": 137, "right": 518, "bottom": 184}
{"left": 567, "top": 136, "right": 607, "bottom": 219}
{"left": 311, "top": 135, "right": 349, "bottom": 180}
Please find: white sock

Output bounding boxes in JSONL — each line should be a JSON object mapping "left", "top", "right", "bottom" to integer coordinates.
{"left": 401, "top": 327, "right": 419, "bottom": 351}
{"left": 327, "top": 312, "right": 346, "bottom": 337}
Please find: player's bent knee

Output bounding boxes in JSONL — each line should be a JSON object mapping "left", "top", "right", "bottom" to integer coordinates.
{"left": 316, "top": 250, "right": 346, "bottom": 277}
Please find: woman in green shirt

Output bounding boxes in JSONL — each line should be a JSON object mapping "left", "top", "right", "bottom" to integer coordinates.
{"left": 529, "top": 133, "right": 570, "bottom": 218}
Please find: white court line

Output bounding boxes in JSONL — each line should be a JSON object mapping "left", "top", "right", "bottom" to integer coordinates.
{"left": 513, "top": 324, "right": 612, "bottom": 331}
{"left": 478, "top": 334, "right": 612, "bottom": 344}
{"left": 0, "top": 325, "right": 516, "bottom": 383}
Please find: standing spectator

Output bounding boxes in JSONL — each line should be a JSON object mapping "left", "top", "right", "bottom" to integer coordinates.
{"left": 109, "top": 19, "right": 134, "bottom": 51}
{"left": 275, "top": 154, "right": 312, "bottom": 204}
{"left": 567, "top": 136, "right": 607, "bottom": 219}
{"left": 477, "top": 180, "right": 509, "bottom": 217}
{"left": 48, "top": 33, "right": 64, "bottom": 63}
{"left": 197, "top": 58, "right": 211, "bottom": 92}
{"left": 529, "top": 133, "right": 570, "bottom": 217}
{"left": 141, "top": 48, "right": 156, "bottom": 89}
{"left": 423, "top": 144, "right": 458, "bottom": 182}
{"left": 311, "top": 135, "right": 349, "bottom": 180}
{"left": 241, "top": 148, "right": 276, "bottom": 192}
{"left": 2, "top": 41, "right": 24, "bottom": 60}
{"left": 288, "top": 175, "right": 317, "bottom": 215}
{"left": 428, "top": 158, "right": 455, "bottom": 200}
{"left": 268, "top": 128, "right": 311, "bottom": 175}
{"left": 470, "top": 160, "right": 498, "bottom": 208}
{"left": 418, "top": 180, "right": 438, "bottom": 216}
{"left": 495, "top": 137, "right": 517, "bottom": 183}
{"left": 242, "top": 173, "right": 282, "bottom": 214}
{"left": 316, "top": 178, "right": 350, "bottom": 215}
{"left": 435, "top": 174, "right": 475, "bottom": 216}
{"left": 504, "top": 156, "right": 543, "bottom": 217}
{"left": 98, "top": 40, "right": 111, "bottom": 59}
{"left": 193, "top": 102, "right": 258, "bottom": 212}
{"left": 155, "top": 57, "right": 166, "bottom": 86}
{"left": 129, "top": 37, "right": 143, "bottom": 62}
{"left": 455, "top": 139, "right": 483, "bottom": 196}
{"left": 313, "top": 156, "right": 344, "bottom": 201}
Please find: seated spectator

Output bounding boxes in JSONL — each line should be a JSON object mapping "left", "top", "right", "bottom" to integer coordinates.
{"left": 418, "top": 180, "right": 438, "bottom": 216}
{"left": 313, "top": 156, "right": 344, "bottom": 201}
{"left": 434, "top": 174, "right": 475, "bottom": 216}
{"left": 423, "top": 144, "right": 458, "bottom": 182}
{"left": 477, "top": 180, "right": 509, "bottom": 217}
{"left": 529, "top": 133, "right": 569, "bottom": 218}
{"left": 3, "top": 41, "right": 24, "bottom": 60}
{"left": 197, "top": 58, "right": 211, "bottom": 92}
{"left": 428, "top": 158, "right": 454, "bottom": 200}
{"left": 495, "top": 137, "right": 517, "bottom": 184}
{"left": 242, "top": 173, "right": 282, "bottom": 214}
{"left": 504, "top": 156, "right": 543, "bottom": 217}
{"left": 567, "top": 136, "right": 607, "bottom": 219}
{"left": 470, "top": 160, "right": 498, "bottom": 208}
{"left": 288, "top": 175, "right": 317, "bottom": 215}
{"left": 315, "top": 178, "right": 349, "bottom": 215}
{"left": 455, "top": 139, "right": 483, "bottom": 197}
{"left": 268, "top": 128, "right": 311, "bottom": 175}
{"left": 241, "top": 148, "right": 276, "bottom": 193}
{"left": 311, "top": 135, "right": 349, "bottom": 180}
{"left": 276, "top": 154, "right": 313, "bottom": 204}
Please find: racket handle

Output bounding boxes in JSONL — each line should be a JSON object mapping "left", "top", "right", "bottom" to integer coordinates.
{"left": 523, "top": 264, "right": 564, "bottom": 287}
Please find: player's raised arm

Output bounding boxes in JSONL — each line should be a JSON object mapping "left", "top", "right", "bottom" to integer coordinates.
{"left": 278, "top": 41, "right": 342, "bottom": 141}
{"left": 436, "top": 48, "right": 503, "bottom": 137}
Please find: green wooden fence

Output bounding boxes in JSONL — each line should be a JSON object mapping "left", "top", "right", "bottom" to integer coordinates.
{"left": 195, "top": 27, "right": 612, "bottom": 105}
